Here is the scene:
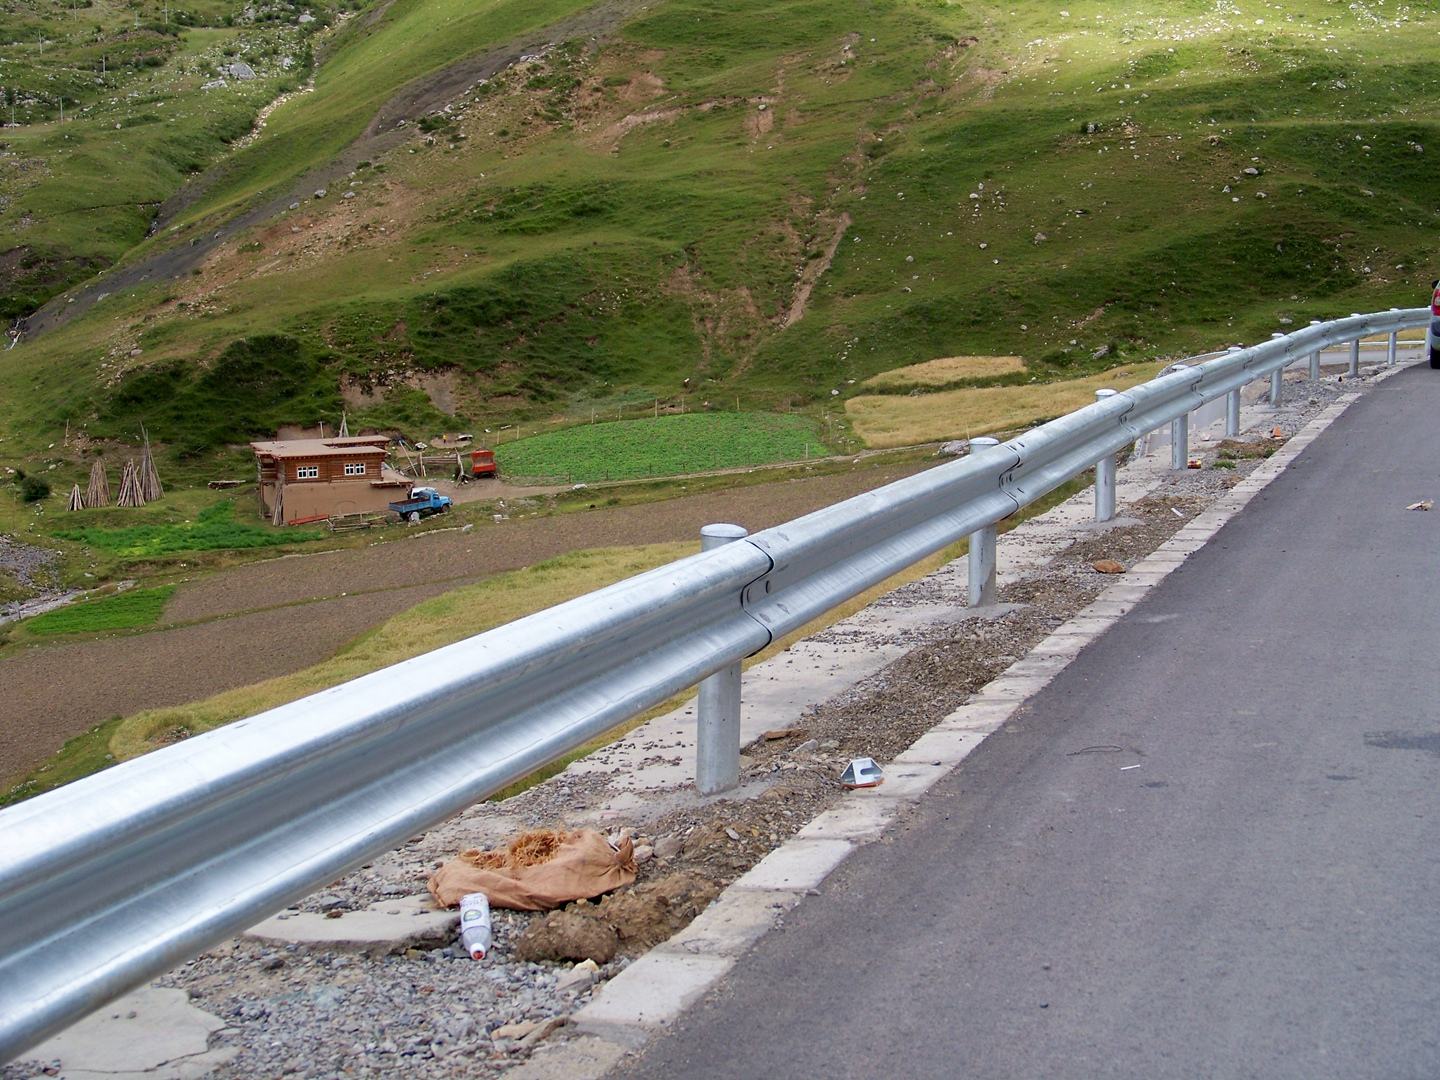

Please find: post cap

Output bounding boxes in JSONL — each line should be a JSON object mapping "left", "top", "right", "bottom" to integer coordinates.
{"left": 700, "top": 523, "right": 748, "bottom": 548}
{"left": 969, "top": 436, "right": 1002, "bottom": 451}
{"left": 1095, "top": 388, "right": 1118, "bottom": 399}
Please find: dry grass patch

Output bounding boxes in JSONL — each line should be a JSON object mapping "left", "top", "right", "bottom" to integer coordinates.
{"left": 863, "top": 355, "right": 1024, "bottom": 390}
{"left": 848, "top": 363, "right": 1166, "bottom": 448}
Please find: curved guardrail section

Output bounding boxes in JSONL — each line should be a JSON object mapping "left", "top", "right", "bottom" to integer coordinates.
{"left": 0, "top": 307, "right": 1427, "bottom": 1061}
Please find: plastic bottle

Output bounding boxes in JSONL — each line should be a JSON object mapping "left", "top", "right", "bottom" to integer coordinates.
{"left": 459, "top": 892, "right": 492, "bottom": 960}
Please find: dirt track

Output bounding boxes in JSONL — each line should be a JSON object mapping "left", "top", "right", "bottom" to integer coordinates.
{"left": 0, "top": 463, "right": 927, "bottom": 782}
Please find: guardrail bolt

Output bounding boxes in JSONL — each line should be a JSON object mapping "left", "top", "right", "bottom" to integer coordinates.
{"left": 966, "top": 437, "right": 1001, "bottom": 607}
{"left": 1094, "top": 389, "right": 1118, "bottom": 522}
{"left": 1349, "top": 315, "right": 1362, "bottom": 377}
{"left": 696, "top": 523, "right": 748, "bottom": 795}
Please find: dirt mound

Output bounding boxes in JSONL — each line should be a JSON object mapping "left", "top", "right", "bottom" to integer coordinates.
{"left": 515, "top": 909, "right": 619, "bottom": 964}
{"left": 512, "top": 872, "right": 720, "bottom": 963}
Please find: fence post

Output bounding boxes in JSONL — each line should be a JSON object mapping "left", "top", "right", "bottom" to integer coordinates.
{"left": 1308, "top": 320, "right": 1322, "bottom": 380}
{"left": 966, "top": 437, "right": 1001, "bottom": 608}
{"left": 696, "top": 523, "right": 748, "bottom": 795}
{"left": 1094, "top": 389, "right": 1117, "bottom": 523}
{"left": 1388, "top": 309, "right": 1400, "bottom": 365}
{"left": 1349, "top": 315, "right": 1362, "bottom": 377}
{"left": 1168, "top": 363, "right": 1191, "bottom": 471}
{"left": 1270, "top": 333, "right": 1285, "bottom": 405}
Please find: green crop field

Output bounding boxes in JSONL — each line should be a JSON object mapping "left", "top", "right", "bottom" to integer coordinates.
{"left": 22, "top": 584, "right": 177, "bottom": 636}
{"left": 495, "top": 412, "right": 834, "bottom": 481}
{"left": 55, "top": 500, "right": 325, "bottom": 556}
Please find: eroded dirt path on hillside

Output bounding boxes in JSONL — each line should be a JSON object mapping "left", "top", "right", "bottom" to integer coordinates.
{"left": 18, "top": 0, "right": 645, "bottom": 341}
{"left": 0, "top": 463, "right": 927, "bottom": 781}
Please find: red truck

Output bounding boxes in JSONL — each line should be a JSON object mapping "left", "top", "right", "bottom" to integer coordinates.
{"left": 470, "top": 449, "right": 497, "bottom": 479}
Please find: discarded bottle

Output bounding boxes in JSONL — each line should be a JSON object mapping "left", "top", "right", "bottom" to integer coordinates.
{"left": 459, "top": 892, "right": 492, "bottom": 961}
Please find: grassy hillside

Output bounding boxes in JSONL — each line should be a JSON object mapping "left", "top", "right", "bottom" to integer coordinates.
{"left": 0, "top": 0, "right": 344, "bottom": 318}
{"left": 2, "top": 0, "right": 1437, "bottom": 480}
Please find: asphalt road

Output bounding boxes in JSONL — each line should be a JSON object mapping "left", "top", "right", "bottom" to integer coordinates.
{"left": 618, "top": 365, "right": 1440, "bottom": 1079}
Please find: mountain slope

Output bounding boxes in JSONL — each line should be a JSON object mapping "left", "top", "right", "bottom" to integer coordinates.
{"left": 3, "top": 0, "right": 1438, "bottom": 465}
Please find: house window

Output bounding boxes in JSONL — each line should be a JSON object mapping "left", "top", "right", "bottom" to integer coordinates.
{"left": 295, "top": 465, "right": 319, "bottom": 480}
{"left": 343, "top": 462, "right": 367, "bottom": 476}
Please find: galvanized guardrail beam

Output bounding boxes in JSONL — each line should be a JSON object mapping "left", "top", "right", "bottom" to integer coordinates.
{"left": 0, "top": 307, "right": 1427, "bottom": 1062}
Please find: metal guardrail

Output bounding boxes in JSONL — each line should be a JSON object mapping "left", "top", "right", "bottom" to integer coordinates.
{"left": 0, "top": 307, "right": 1428, "bottom": 1061}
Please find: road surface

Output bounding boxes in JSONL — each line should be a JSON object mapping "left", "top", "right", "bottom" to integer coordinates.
{"left": 617, "top": 364, "right": 1440, "bottom": 1079}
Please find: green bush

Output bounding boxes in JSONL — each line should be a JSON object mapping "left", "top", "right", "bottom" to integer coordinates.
{"left": 19, "top": 475, "right": 50, "bottom": 502}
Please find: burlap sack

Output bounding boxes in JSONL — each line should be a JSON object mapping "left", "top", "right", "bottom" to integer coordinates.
{"left": 427, "top": 828, "right": 636, "bottom": 911}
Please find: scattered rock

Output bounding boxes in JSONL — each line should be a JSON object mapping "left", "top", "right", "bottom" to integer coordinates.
{"left": 1406, "top": 500, "right": 1433, "bottom": 512}
{"left": 1091, "top": 559, "right": 1125, "bottom": 574}
{"left": 760, "top": 728, "right": 805, "bottom": 742}
{"left": 938, "top": 439, "right": 971, "bottom": 457}
{"left": 492, "top": 1020, "right": 541, "bottom": 1041}
{"left": 555, "top": 959, "right": 600, "bottom": 992}
{"left": 654, "top": 835, "right": 683, "bottom": 859}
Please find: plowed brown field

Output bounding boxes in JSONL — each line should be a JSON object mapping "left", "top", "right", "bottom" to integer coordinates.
{"left": 1, "top": 463, "right": 927, "bottom": 781}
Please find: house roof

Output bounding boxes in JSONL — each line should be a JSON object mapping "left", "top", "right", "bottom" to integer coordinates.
{"left": 250, "top": 437, "right": 389, "bottom": 460}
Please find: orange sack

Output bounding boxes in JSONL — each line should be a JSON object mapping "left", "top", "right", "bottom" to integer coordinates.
{"left": 427, "top": 828, "right": 637, "bottom": 911}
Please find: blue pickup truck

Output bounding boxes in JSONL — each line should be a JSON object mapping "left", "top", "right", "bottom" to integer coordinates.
{"left": 388, "top": 486, "right": 453, "bottom": 522}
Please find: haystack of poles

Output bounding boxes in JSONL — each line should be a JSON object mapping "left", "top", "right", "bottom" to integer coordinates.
{"left": 85, "top": 457, "right": 109, "bottom": 507}
{"left": 70, "top": 429, "right": 163, "bottom": 511}
{"left": 116, "top": 459, "right": 145, "bottom": 507}
{"left": 138, "top": 426, "right": 163, "bottom": 502}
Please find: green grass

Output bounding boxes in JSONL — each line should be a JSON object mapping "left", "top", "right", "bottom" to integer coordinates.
{"left": 1, "top": 716, "right": 124, "bottom": 808}
{"left": 495, "top": 412, "right": 834, "bottom": 481}
{"left": 55, "top": 499, "right": 324, "bottom": 556}
{"left": 24, "top": 584, "right": 177, "bottom": 636}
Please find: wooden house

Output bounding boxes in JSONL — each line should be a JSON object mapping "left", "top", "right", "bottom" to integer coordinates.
{"left": 250, "top": 435, "right": 409, "bottom": 525}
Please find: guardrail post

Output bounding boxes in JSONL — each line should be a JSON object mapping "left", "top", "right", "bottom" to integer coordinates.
{"left": 1349, "top": 315, "right": 1362, "bottom": 377}
{"left": 1167, "top": 364, "right": 1191, "bottom": 471}
{"left": 1269, "top": 333, "right": 1285, "bottom": 405}
{"left": 1388, "top": 309, "right": 1400, "bottom": 365}
{"left": 1223, "top": 347, "right": 1243, "bottom": 437}
{"left": 966, "top": 437, "right": 1001, "bottom": 607}
{"left": 1093, "top": 389, "right": 1118, "bottom": 522}
{"left": 1308, "top": 320, "right": 1322, "bottom": 380}
{"left": 696, "top": 523, "right": 747, "bottom": 795}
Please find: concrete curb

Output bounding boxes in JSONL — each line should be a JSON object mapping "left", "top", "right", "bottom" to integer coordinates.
{"left": 512, "top": 356, "right": 1417, "bottom": 1079}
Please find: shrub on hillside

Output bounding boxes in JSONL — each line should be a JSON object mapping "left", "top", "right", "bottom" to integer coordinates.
{"left": 19, "top": 475, "right": 50, "bottom": 502}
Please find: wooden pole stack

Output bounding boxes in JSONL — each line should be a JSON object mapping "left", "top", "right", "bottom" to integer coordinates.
{"left": 67, "top": 483, "right": 84, "bottom": 511}
{"left": 115, "top": 459, "right": 146, "bottom": 508}
{"left": 138, "top": 427, "right": 163, "bottom": 502}
{"left": 338, "top": 412, "right": 350, "bottom": 438}
{"left": 85, "top": 458, "right": 109, "bottom": 507}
